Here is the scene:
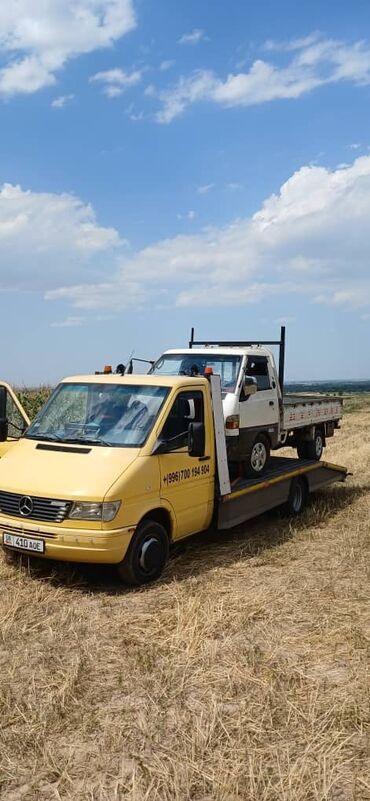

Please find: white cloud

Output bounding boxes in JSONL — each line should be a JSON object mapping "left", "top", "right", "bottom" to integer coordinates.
{"left": 51, "top": 316, "right": 85, "bottom": 327}
{"left": 47, "top": 280, "right": 147, "bottom": 310}
{"left": 197, "top": 183, "right": 215, "bottom": 194}
{"left": 154, "top": 34, "right": 370, "bottom": 122}
{"left": 227, "top": 182, "right": 243, "bottom": 191}
{"left": 177, "top": 210, "right": 196, "bottom": 220}
{"left": 159, "top": 60, "right": 175, "bottom": 71}
{"left": 90, "top": 67, "right": 141, "bottom": 97}
{"left": 0, "top": 1, "right": 136, "bottom": 97}
{"left": 46, "top": 156, "right": 370, "bottom": 313}
{"left": 155, "top": 70, "right": 215, "bottom": 123}
{"left": 263, "top": 32, "right": 322, "bottom": 53}
{"left": 126, "top": 105, "right": 145, "bottom": 121}
{"left": 51, "top": 93, "right": 75, "bottom": 109}
{"left": 178, "top": 29, "right": 207, "bottom": 46}
{"left": 0, "top": 183, "right": 122, "bottom": 289}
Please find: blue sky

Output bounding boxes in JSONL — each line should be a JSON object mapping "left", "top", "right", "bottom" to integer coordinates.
{"left": 1, "top": 0, "right": 370, "bottom": 385}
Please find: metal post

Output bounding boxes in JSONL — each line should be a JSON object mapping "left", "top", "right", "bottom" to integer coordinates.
{"left": 189, "top": 327, "right": 195, "bottom": 348}
{"left": 278, "top": 326, "right": 286, "bottom": 394}
{"left": 209, "top": 374, "right": 231, "bottom": 496}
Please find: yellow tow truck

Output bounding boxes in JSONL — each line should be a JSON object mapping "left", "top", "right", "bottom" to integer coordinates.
{"left": 0, "top": 372, "right": 347, "bottom": 585}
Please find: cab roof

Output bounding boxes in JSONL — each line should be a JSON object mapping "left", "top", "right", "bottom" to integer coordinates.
{"left": 61, "top": 374, "right": 210, "bottom": 388}
{"left": 161, "top": 346, "right": 273, "bottom": 358}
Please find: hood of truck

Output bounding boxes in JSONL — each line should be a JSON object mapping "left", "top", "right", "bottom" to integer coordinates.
{"left": 0, "top": 438, "right": 139, "bottom": 501}
{"left": 0, "top": 439, "right": 20, "bottom": 460}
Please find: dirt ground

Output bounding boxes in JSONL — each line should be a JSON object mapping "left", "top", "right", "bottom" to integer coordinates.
{"left": 0, "top": 398, "right": 369, "bottom": 801}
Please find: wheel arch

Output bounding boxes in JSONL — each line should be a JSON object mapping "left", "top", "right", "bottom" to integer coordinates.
{"left": 138, "top": 507, "right": 174, "bottom": 542}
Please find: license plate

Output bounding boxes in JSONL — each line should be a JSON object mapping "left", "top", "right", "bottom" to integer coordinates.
{"left": 2, "top": 532, "right": 45, "bottom": 554}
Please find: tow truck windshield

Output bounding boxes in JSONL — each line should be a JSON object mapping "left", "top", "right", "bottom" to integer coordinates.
{"left": 25, "top": 383, "right": 169, "bottom": 447}
{"left": 151, "top": 354, "right": 242, "bottom": 393}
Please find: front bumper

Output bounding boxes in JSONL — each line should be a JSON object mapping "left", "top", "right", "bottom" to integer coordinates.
{"left": 0, "top": 517, "right": 135, "bottom": 564}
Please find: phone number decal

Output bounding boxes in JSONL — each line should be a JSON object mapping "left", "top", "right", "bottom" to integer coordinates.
{"left": 163, "top": 464, "right": 210, "bottom": 485}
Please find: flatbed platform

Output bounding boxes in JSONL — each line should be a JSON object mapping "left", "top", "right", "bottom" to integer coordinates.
{"left": 217, "top": 456, "right": 347, "bottom": 529}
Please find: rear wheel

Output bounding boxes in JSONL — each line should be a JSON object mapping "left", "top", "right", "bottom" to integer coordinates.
{"left": 287, "top": 476, "right": 307, "bottom": 515}
{"left": 245, "top": 434, "right": 270, "bottom": 478}
{"left": 305, "top": 429, "right": 324, "bottom": 461}
{"left": 297, "top": 429, "right": 324, "bottom": 461}
{"left": 117, "top": 519, "right": 169, "bottom": 586}
{"left": 297, "top": 441, "right": 308, "bottom": 459}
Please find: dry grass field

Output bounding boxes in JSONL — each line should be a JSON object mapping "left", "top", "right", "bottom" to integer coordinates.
{"left": 0, "top": 396, "right": 369, "bottom": 801}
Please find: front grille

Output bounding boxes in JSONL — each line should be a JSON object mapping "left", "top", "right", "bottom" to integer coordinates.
{"left": 0, "top": 491, "right": 71, "bottom": 523}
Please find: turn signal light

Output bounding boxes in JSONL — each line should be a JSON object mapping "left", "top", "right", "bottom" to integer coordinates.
{"left": 225, "top": 415, "right": 240, "bottom": 430}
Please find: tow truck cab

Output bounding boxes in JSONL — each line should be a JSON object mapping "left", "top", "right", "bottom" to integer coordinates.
{"left": 0, "top": 373, "right": 347, "bottom": 586}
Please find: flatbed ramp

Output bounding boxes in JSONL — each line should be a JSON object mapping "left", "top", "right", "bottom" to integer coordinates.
{"left": 217, "top": 456, "right": 347, "bottom": 529}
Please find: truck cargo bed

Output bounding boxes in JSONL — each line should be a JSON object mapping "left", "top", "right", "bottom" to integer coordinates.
{"left": 282, "top": 393, "right": 343, "bottom": 430}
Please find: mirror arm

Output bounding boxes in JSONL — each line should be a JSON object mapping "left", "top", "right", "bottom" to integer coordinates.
{"left": 152, "top": 430, "right": 189, "bottom": 455}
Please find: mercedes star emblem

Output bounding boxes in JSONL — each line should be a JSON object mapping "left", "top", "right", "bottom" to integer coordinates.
{"left": 19, "top": 496, "right": 34, "bottom": 517}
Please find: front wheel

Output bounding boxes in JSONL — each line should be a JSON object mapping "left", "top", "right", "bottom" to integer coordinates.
{"left": 117, "top": 520, "right": 169, "bottom": 586}
{"left": 245, "top": 434, "right": 270, "bottom": 478}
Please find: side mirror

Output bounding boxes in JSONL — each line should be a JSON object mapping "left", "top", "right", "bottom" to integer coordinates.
{"left": 188, "top": 422, "right": 205, "bottom": 457}
{"left": 0, "top": 419, "right": 8, "bottom": 441}
{"left": 0, "top": 386, "right": 8, "bottom": 441}
{"left": 243, "top": 376, "right": 257, "bottom": 396}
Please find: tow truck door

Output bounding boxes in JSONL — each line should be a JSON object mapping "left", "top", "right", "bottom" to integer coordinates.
{"left": 157, "top": 387, "right": 214, "bottom": 539}
{"left": 0, "top": 383, "right": 30, "bottom": 458}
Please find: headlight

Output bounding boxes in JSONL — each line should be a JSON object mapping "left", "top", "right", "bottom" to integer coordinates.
{"left": 68, "top": 501, "right": 121, "bottom": 522}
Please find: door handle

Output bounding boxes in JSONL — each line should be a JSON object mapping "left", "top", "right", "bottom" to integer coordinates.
{"left": 269, "top": 401, "right": 274, "bottom": 406}
{"left": 199, "top": 455, "right": 211, "bottom": 461}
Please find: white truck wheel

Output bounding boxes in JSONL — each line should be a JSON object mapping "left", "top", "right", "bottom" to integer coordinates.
{"left": 304, "top": 430, "right": 324, "bottom": 461}
{"left": 246, "top": 434, "right": 270, "bottom": 478}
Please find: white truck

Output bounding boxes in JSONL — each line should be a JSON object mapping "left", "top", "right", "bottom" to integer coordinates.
{"left": 150, "top": 327, "right": 343, "bottom": 477}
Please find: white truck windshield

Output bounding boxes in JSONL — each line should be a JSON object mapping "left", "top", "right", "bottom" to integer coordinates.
{"left": 25, "top": 383, "right": 169, "bottom": 447}
{"left": 152, "top": 354, "right": 241, "bottom": 392}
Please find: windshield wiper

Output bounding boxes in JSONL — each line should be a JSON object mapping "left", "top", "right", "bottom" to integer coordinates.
{"left": 26, "top": 433, "right": 64, "bottom": 442}
{"left": 61, "top": 437, "right": 113, "bottom": 447}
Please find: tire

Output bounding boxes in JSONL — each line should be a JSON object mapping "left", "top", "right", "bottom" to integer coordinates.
{"left": 117, "top": 519, "right": 169, "bottom": 586}
{"left": 245, "top": 434, "right": 270, "bottom": 478}
{"left": 286, "top": 476, "right": 307, "bottom": 516}
{"left": 297, "top": 441, "right": 308, "bottom": 460}
{"left": 304, "top": 429, "right": 324, "bottom": 461}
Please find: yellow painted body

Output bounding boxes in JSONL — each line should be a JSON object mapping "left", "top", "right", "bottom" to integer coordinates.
{"left": 0, "top": 375, "right": 216, "bottom": 565}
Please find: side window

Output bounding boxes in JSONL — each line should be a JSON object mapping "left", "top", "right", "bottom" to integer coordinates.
{"left": 6, "top": 393, "right": 27, "bottom": 439}
{"left": 246, "top": 357, "right": 271, "bottom": 391}
{"left": 161, "top": 391, "right": 204, "bottom": 448}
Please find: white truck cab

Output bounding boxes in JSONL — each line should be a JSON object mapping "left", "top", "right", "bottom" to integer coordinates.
{"left": 151, "top": 327, "right": 343, "bottom": 477}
